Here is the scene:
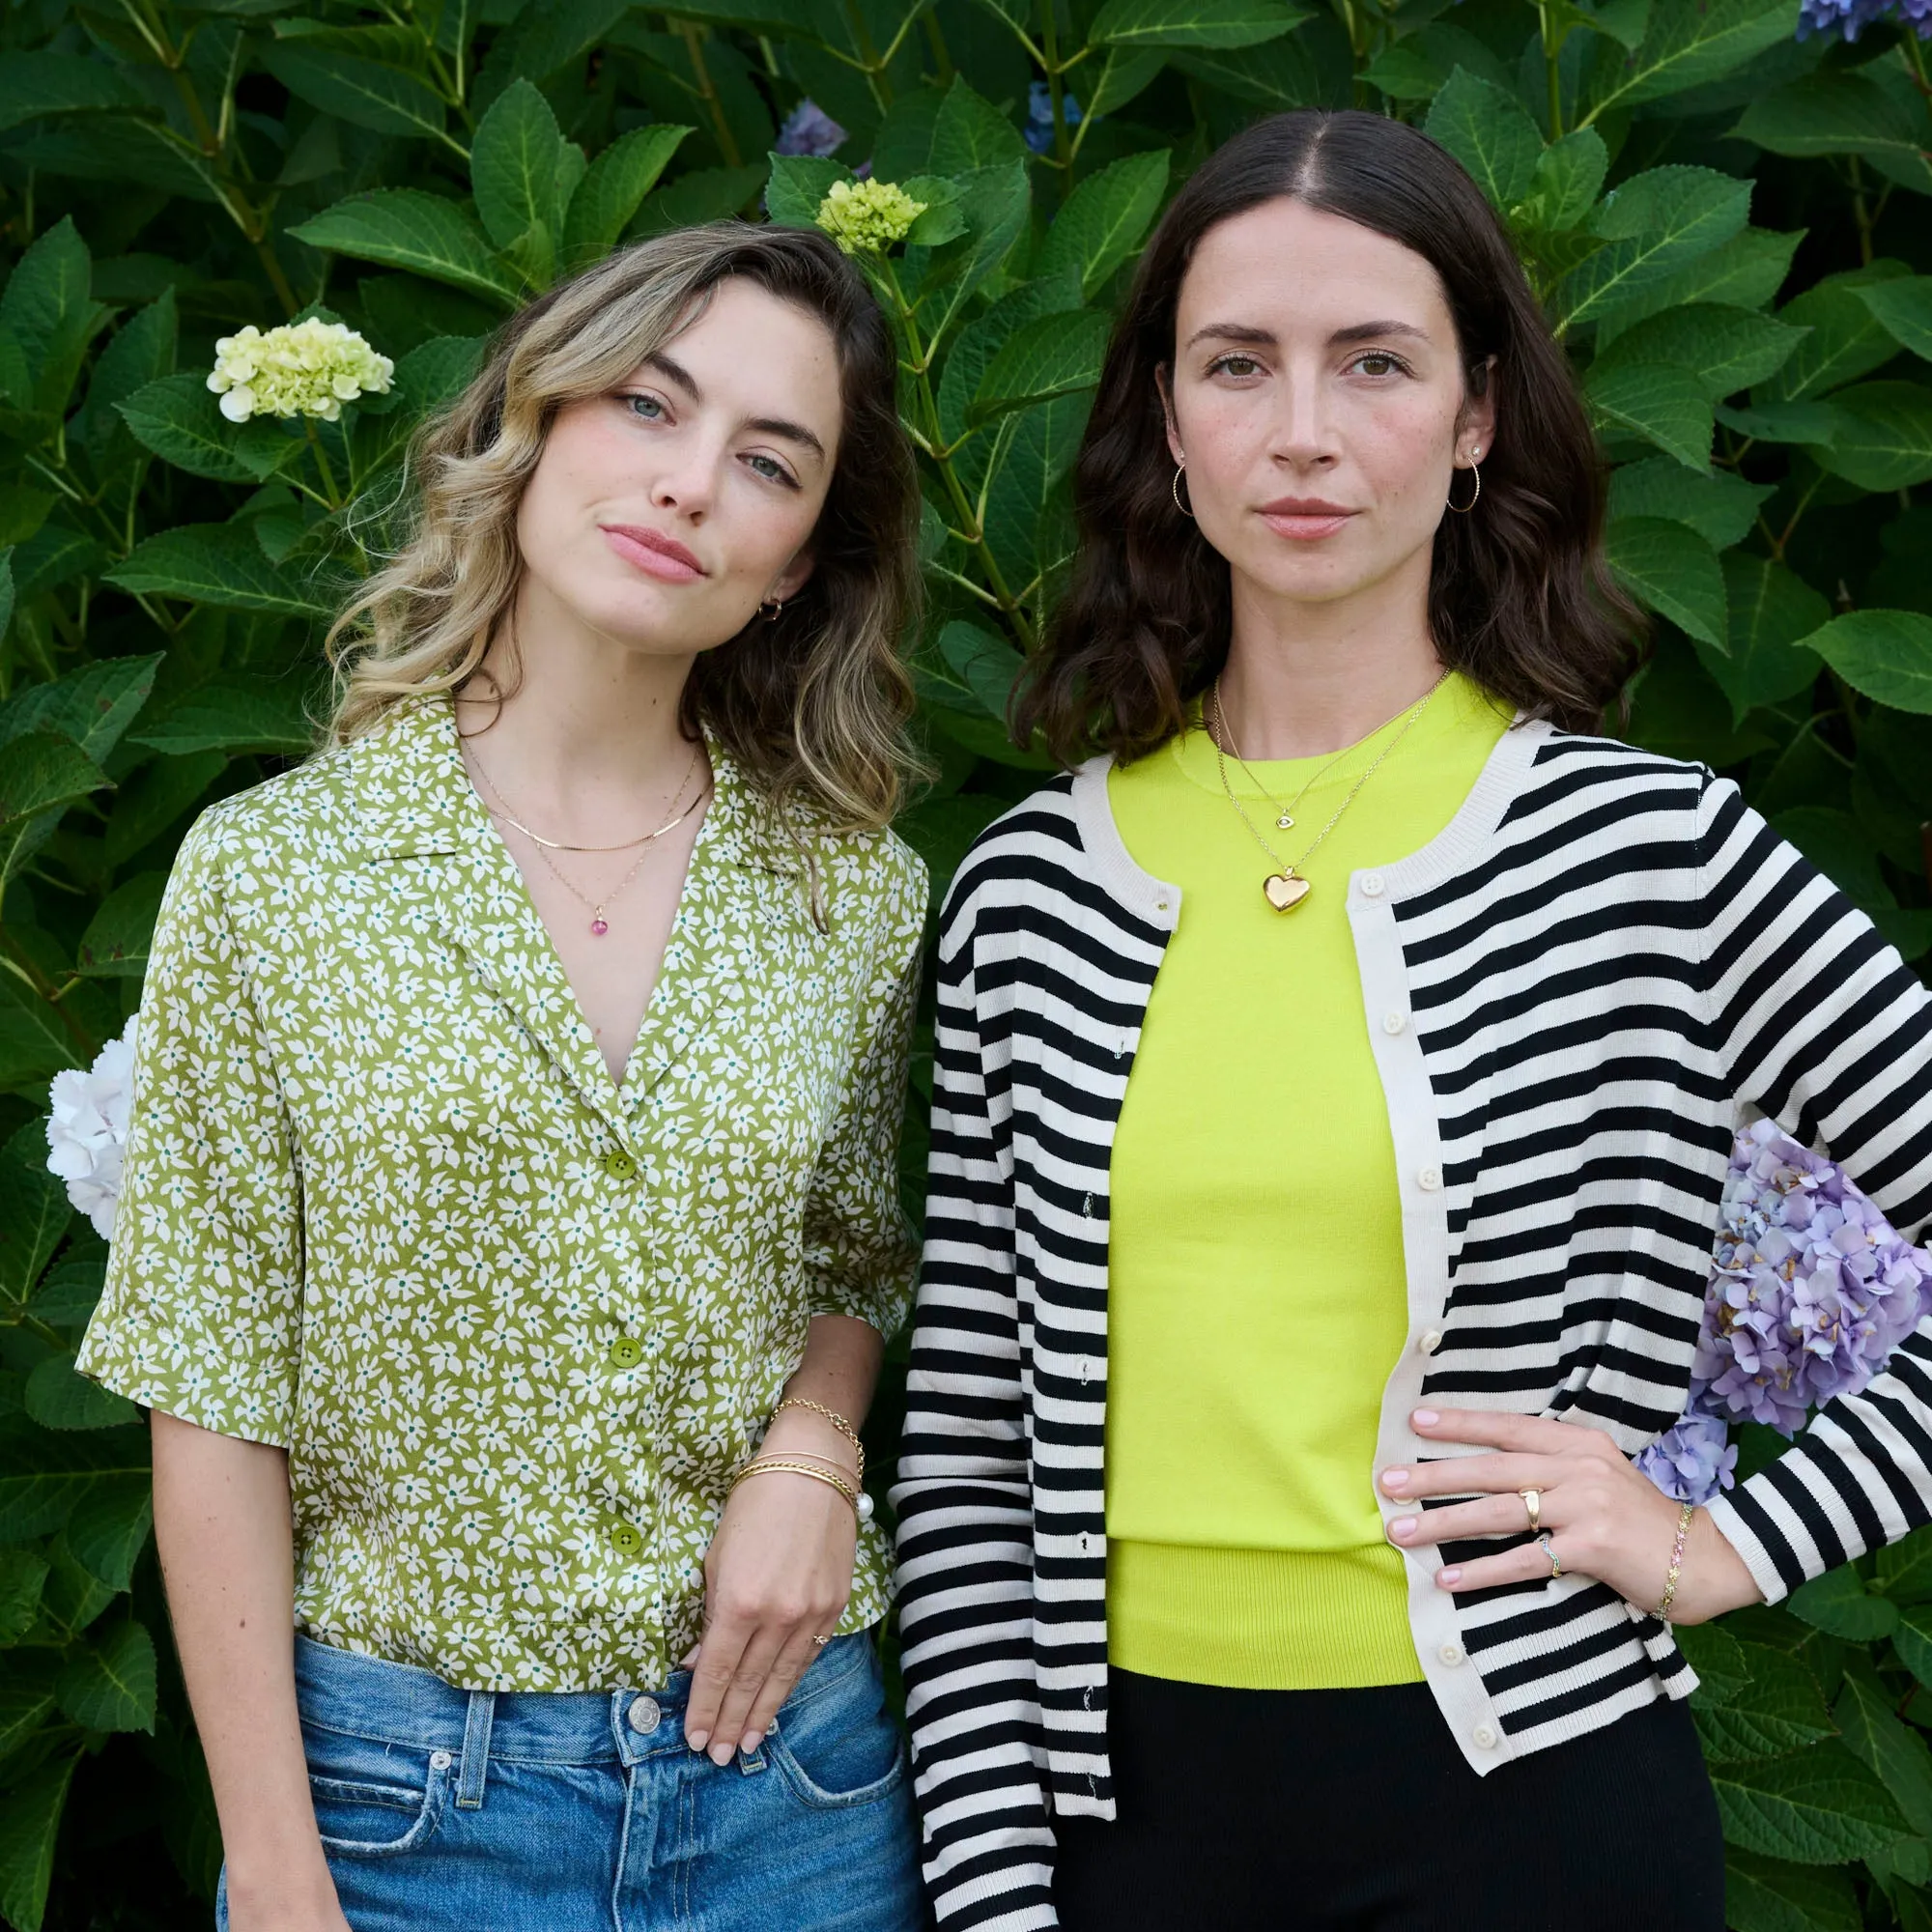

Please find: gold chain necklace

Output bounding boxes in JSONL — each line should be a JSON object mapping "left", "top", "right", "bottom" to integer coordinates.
{"left": 469, "top": 741, "right": 704, "bottom": 852}
{"left": 1216, "top": 704, "right": 1359, "bottom": 832}
{"left": 1209, "top": 670, "right": 1449, "bottom": 913}
{"left": 472, "top": 752, "right": 709, "bottom": 936}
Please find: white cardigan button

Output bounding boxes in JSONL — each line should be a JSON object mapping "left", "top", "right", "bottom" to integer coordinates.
{"left": 1360, "top": 872, "right": 1386, "bottom": 897}
{"left": 1420, "top": 1329, "right": 1443, "bottom": 1354}
{"left": 1418, "top": 1164, "right": 1443, "bottom": 1191}
{"left": 1472, "top": 1723, "right": 1498, "bottom": 1749}
{"left": 1438, "top": 1642, "right": 1464, "bottom": 1667}
{"left": 1382, "top": 1010, "right": 1407, "bottom": 1035}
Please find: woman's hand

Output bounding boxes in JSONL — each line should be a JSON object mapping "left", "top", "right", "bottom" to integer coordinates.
{"left": 684, "top": 1444, "right": 859, "bottom": 1766}
{"left": 1379, "top": 1408, "right": 1764, "bottom": 1626}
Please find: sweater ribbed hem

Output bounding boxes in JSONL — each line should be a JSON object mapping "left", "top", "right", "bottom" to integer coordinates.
{"left": 1106, "top": 1540, "right": 1426, "bottom": 1690}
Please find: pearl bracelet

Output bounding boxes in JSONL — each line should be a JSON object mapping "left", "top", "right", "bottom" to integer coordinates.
{"left": 732, "top": 1456, "right": 876, "bottom": 1522}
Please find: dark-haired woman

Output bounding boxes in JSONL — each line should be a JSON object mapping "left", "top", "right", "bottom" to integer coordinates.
{"left": 893, "top": 111, "right": 1932, "bottom": 1932}
{"left": 80, "top": 226, "right": 926, "bottom": 1932}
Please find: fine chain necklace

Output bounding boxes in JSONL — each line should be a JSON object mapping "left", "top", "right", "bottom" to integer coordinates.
{"left": 471, "top": 751, "right": 709, "bottom": 936}
{"left": 1210, "top": 670, "right": 1449, "bottom": 914}
{"left": 469, "top": 740, "right": 704, "bottom": 852}
{"left": 1217, "top": 706, "right": 1359, "bottom": 832}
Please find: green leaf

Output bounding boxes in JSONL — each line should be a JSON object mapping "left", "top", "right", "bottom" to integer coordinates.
{"left": 1763, "top": 264, "right": 1911, "bottom": 403}
{"left": 1168, "top": 37, "right": 1320, "bottom": 106}
{"left": 1519, "top": 128, "right": 1609, "bottom": 232}
{"left": 938, "top": 621, "right": 1027, "bottom": 722}
{"left": 1774, "top": 807, "right": 1895, "bottom": 915}
{"left": 1039, "top": 152, "right": 1170, "bottom": 299}
{"left": 1587, "top": 362, "right": 1715, "bottom": 471}
{"left": 1089, "top": 0, "right": 1309, "bottom": 47}
{"left": 1814, "top": 380, "right": 1932, "bottom": 492}
{"left": 970, "top": 310, "right": 1112, "bottom": 424}
{"left": 1722, "top": 1848, "right": 1861, "bottom": 1932}
{"left": 130, "top": 673, "right": 314, "bottom": 758}
{"left": 0, "top": 978, "right": 80, "bottom": 1094}
{"left": 0, "top": 216, "right": 105, "bottom": 424}
{"left": 1083, "top": 46, "right": 1168, "bottom": 118}
{"left": 1696, "top": 554, "right": 1828, "bottom": 725}
{"left": 0, "top": 1551, "right": 46, "bottom": 1645}
{"left": 561, "top": 125, "right": 693, "bottom": 267}
{"left": 24, "top": 1354, "right": 136, "bottom": 1433}
{"left": 1734, "top": 69, "right": 1929, "bottom": 171}
{"left": 64, "top": 1478, "right": 152, "bottom": 1592}
{"left": 1855, "top": 277, "right": 1932, "bottom": 363}
{"left": 75, "top": 870, "right": 166, "bottom": 980}
{"left": 56, "top": 1620, "right": 156, "bottom": 1734}
{"left": 923, "top": 161, "right": 1033, "bottom": 351}
{"left": 82, "top": 291, "right": 177, "bottom": 478}
{"left": 103, "top": 751, "right": 225, "bottom": 870}
{"left": 1790, "top": 1563, "right": 1900, "bottom": 1640}
{"left": 1794, "top": 610, "right": 1932, "bottom": 715}
{"left": 1607, "top": 458, "right": 1772, "bottom": 547}
{"left": 895, "top": 792, "right": 1013, "bottom": 913}
{"left": 0, "top": 54, "right": 145, "bottom": 134}
{"left": 1835, "top": 1655, "right": 1932, "bottom": 1839}
{"left": 29, "top": 1260, "right": 102, "bottom": 1327}
{"left": 1361, "top": 22, "right": 1513, "bottom": 100}
{"left": 116, "top": 373, "right": 299, "bottom": 485}
{"left": 289, "top": 191, "right": 520, "bottom": 308}
{"left": 0, "top": 1660, "right": 56, "bottom": 1770}
{"left": 105, "top": 523, "right": 333, "bottom": 617}
{"left": 0, "top": 654, "right": 160, "bottom": 765}
{"left": 1716, "top": 400, "right": 1841, "bottom": 447}
{"left": 1593, "top": 304, "right": 1805, "bottom": 400}
{"left": 475, "top": 0, "right": 637, "bottom": 103}
{"left": 1554, "top": 167, "right": 1754, "bottom": 328}
{"left": 1581, "top": 0, "right": 1803, "bottom": 122}
{"left": 0, "top": 732, "right": 111, "bottom": 897}
{"left": 1595, "top": 228, "right": 1804, "bottom": 348}
{"left": 1693, "top": 1640, "right": 1835, "bottom": 1761}
{"left": 929, "top": 76, "right": 1028, "bottom": 173}
{"left": 0, "top": 1123, "right": 71, "bottom": 1314}
{"left": 1424, "top": 69, "right": 1545, "bottom": 213}
{"left": 0, "top": 1750, "right": 78, "bottom": 1932}
{"left": 1713, "top": 1740, "right": 1911, "bottom": 1863}
{"left": 0, "top": 1415, "right": 149, "bottom": 1544}
{"left": 1880, "top": 1525, "right": 1932, "bottom": 1605}
{"left": 261, "top": 41, "right": 448, "bottom": 141}
{"left": 938, "top": 270, "right": 1085, "bottom": 461}
{"left": 11, "top": 526, "right": 105, "bottom": 603}
{"left": 470, "top": 79, "right": 582, "bottom": 277}
{"left": 1605, "top": 517, "right": 1726, "bottom": 645}
{"left": 765, "top": 155, "right": 849, "bottom": 232}
{"left": 1677, "top": 1620, "right": 1752, "bottom": 1707}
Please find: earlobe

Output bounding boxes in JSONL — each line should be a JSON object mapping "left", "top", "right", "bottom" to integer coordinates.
{"left": 1156, "top": 365, "right": 1184, "bottom": 469}
{"left": 767, "top": 553, "right": 816, "bottom": 606}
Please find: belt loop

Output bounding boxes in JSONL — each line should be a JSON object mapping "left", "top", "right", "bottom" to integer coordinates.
{"left": 456, "top": 1690, "right": 495, "bottom": 1811}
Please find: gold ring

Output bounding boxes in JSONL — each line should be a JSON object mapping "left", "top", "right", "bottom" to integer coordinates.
{"left": 1518, "top": 1488, "right": 1542, "bottom": 1534}
{"left": 1537, "top": 1531, "right": 1562, "bottom": 1579}
{"left": 811, "top": 1634, "right": 831, "bottom": 1646}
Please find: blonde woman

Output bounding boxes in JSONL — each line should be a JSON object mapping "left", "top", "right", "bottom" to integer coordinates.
{"left": 79, "top": 225, "right": 928, "bottom": 1932}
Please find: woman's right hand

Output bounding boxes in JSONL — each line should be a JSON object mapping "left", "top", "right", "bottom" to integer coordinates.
{"left": 222, "top": 1866, "right": 353, "bottom": 1932}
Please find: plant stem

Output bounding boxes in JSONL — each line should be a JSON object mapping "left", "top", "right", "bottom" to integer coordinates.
{"left": 1537, "top": 2, "right": 1565, "bottom": 137}
{"left": 0, "top": 926, "right": 97, "bottom": 1059}
{"left": 675, "top": 23, "right": 743, "bottom": 168}
{"left": 841, "top": 1, "right": 895, "bottom": 113}
{"left": 1042, "top": 0, "right": 1072, "bottom": 174}
{"left": 305, "top": 420, "right": 346, "bottom": 511}
{"left": 923, "top": 11, "right": 954, "bottom": 83}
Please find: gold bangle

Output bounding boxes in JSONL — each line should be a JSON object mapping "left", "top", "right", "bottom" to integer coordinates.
{"left": 1656, "top": 1498, "right": 1695, "bottom": 1621}
{"left": 732, "top": 1457, "right": 861, "bottom": 1513}
{"left": 772, "top": 1398, "right": 865, "bottom": 1476}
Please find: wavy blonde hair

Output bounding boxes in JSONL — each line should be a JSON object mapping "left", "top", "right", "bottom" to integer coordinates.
{"left": 327, "top": 222, "right": 922, "bottom": 834}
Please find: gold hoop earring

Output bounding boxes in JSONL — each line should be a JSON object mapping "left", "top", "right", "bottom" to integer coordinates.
{"left": 1446, "top": 462, "right": 1482, "bottom": 515}
{"left": 759, "top": 597, "right": 785, "bottom": 620}
{"left": 1172, "top": 465, "right": 1194, "bottom": 519}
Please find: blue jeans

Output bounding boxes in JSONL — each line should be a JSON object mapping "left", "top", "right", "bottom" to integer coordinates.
{"left": 216, "top": 1632, "right": 923, "bottom": 1931}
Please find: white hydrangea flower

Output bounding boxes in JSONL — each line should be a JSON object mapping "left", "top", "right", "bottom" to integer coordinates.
{"left": 207, "top": 319, "right": 395, "bottom": 423}
{"left": 45, "top": 1016, "right": 139, "bottom": 1242}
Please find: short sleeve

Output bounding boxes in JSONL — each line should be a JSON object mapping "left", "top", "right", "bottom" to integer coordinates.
{"left": 75, "top": 813, "right": 304, "bottom": 1446}
{"left": 799, "top": 838, "right": 926, "bottom": 1333}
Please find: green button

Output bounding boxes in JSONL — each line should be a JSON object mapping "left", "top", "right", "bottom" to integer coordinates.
{"left": 603, "top": 1151, "right": 637, "bottom": 1180}
{"left": 609, "top": 1336, "right": 643, "bottom": 1369}
{"left": 610, "top": 1523, "right": 644, "bottom": 1557}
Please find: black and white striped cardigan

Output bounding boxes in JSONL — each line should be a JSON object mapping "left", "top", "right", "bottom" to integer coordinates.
{"left": 891, "top": 721, "right": 1932, "bottom": 1932}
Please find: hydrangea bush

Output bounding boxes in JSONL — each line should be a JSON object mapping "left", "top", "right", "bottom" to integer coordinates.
{"left": 5, "top": 2, "right": 1932, "bottom": 1928}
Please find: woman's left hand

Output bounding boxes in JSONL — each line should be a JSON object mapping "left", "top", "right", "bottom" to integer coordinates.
{"left": 1379, "top": 1407, "right": 1764, "bottom": 1626}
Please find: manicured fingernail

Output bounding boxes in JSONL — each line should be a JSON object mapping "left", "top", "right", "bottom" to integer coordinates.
{"left": 741, "top": 1731, "right": 764, "bottom": 1753}
{"left": 1412, "top": 1408, "right": 1439, "bottom": 1428}
{"left": 1381, "top": 1468, "right": 1409, "bottom": 1492}
{"left": 709, "top": 1742, "right": 734, "bottom": 1766}
{"left": 1390, "top": 1517, "right": 1417, "bottom": 1541}
{"left": 687, "top": 1729, "right": 709, "bottom": 1751}
{"left": 1438, "top": 1567, "right": 1462, "bottom": 1586}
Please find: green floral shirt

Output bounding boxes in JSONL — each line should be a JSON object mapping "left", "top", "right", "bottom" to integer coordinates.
{"left": 78, "top": 697, "right": 925, "bottom": 1692}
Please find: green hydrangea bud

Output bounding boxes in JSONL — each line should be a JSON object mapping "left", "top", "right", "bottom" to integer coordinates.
{"left": 813, "top": 179, "right": 929, "bottom": 257}
{"left": 207, "top": 319, "right": 395, "bottom": 424}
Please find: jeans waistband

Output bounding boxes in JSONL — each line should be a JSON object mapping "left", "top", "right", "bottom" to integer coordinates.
{"left": 293, "top": 1630, "right": 872, "bottom": 1773}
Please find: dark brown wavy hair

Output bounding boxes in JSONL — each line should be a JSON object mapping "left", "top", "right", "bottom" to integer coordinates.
{"left": 1015, "top": 110, "right": 1642, "bottom": 766}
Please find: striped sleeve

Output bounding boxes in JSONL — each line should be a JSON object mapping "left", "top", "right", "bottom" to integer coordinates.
{"left": 1696, "top": 777, "right": 1932, "bottom": 1603}
{"left": 892, "top": 867, "right": 1059, "bottom": 1932}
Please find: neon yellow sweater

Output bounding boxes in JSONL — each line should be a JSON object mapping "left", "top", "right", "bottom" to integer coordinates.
{"left": 1105, "top": 672, "right": 1510, "bottom": 1689}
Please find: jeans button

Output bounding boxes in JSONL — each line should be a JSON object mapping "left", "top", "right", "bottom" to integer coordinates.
{"left": 627, "top": 1694, "right": 662, "bottom": 1735}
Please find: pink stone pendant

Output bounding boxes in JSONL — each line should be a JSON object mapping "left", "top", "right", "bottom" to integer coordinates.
{"left": 589, "top": 917, "right": 610, "bottom": 937}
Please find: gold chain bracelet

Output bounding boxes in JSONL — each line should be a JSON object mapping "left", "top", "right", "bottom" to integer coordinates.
{"left": 771, "top": 1398, "right": 865, "bottom": 1478}
{"left": 731, "top": 1456, "right": 874, "bottom": 1522}
{"left": 1655, "top": 1498, "right": 1695, "bottom": 1620}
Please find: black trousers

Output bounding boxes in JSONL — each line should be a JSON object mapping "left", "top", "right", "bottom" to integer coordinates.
{"left": 1052, "top": 1671, "right": 1725, "bottom": 1931}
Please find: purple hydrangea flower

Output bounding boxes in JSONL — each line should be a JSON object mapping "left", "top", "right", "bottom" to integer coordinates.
{"left": 776, "top": 99, "right": 847, "bottom": 158}
{"left": 1634, "top": 1412, "right": 1738, "bottom": 1507}
{"left": 1799, "top": 0, "right": 1932, "bottom": 40}
{"left": 1024, "top": 80, "right": 1081, "bottom": 155}
{"left": 1638, "top": 1120, "right": 1932, "bottom": 1502}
